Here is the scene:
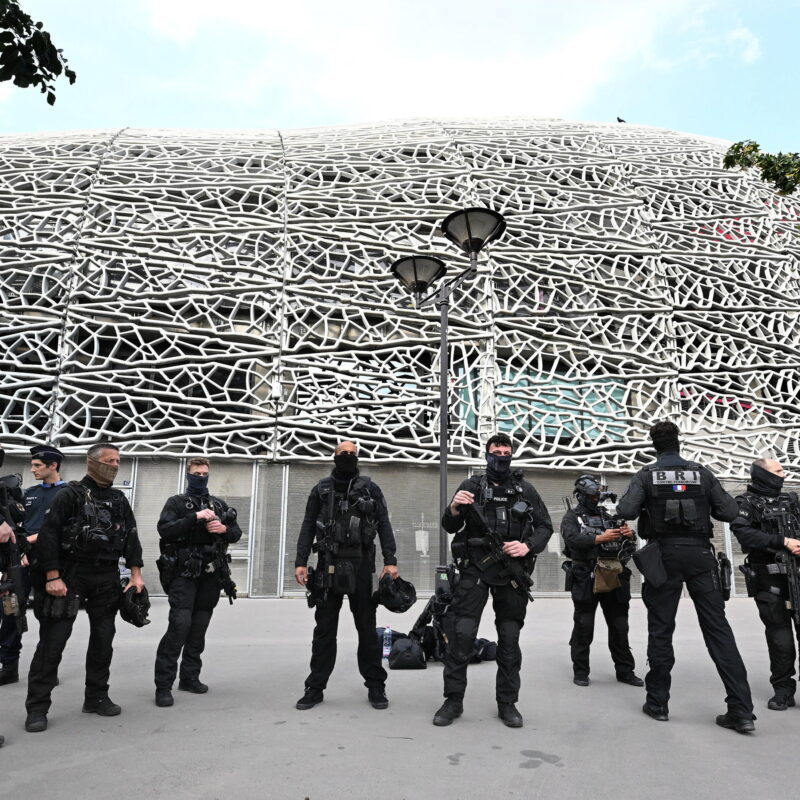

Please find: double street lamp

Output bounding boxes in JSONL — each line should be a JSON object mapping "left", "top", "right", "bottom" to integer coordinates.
{"left": 391, "top": 208, "right": 507, "bottom": 568}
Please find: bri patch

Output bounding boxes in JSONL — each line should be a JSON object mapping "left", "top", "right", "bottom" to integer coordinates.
{"left": 651, "top": 470, "right": 701, "bottom": 486}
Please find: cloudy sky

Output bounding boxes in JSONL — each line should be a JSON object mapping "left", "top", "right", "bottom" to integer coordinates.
{"left": 1, "top": 0, "right": 796, "bottom": 150}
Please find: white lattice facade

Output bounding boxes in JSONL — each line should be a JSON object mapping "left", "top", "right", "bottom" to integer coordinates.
{"left": 2, "top": 119, "right": 799, "bottom": 595}
{"left": 2, "top": 119, "right": 799, "bottom": 474}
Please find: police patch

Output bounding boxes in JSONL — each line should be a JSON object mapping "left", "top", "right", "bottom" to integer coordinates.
{"left": 651, "top": 470, "right": 701, "bottom": 486}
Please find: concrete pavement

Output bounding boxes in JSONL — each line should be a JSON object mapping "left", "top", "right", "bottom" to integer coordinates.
{"left": 1, "top": 596, "right": 797, "bottom": 800}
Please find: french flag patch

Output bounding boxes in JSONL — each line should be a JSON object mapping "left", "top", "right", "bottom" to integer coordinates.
{"left": 672, "top": 485, "right": 687, "bottom": 492}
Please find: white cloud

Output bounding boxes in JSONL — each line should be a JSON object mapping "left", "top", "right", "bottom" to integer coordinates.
{"left": 727, "top": 26, "right": 762, "bottom": 63}
{"left": 139, "top": 0, "right": 701, "bottom": 121}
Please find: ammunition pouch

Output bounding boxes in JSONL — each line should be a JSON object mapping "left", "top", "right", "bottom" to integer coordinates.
{"left": 594, "top": 557, "right": 623, "bottom": 593}
{"left": 179, "top": 548, "right": 204, "bottom": 579}
{"left": 330, "top": 558, "right": 357, "bottom": 595}
{"left": 39, "top": 591, "right": 80, "bottom": 621}
{"left": 450, "top": 538, "right": 469, "bottom": 563}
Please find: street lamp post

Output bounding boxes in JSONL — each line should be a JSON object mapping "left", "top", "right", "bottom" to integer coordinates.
{"left": 391, "top": 208, "right": 506, "bottom": 570}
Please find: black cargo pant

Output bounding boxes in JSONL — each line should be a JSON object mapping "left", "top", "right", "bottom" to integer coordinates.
{"left": 155, "top": 572, "right": 221, "bottom": 689}
{"left": 569, "top": 563, "right": 635, "bottom": 678}
{"left": 754, "top": 573, "right": 799, "bottom": 698}
{"left": 442, "top": 566, "right": 529, "bottom": 704}
{"left": 305, "top": 559, "right": 386, "bottom": 691}
{"left": 0, "top": 564, "right": 31, "bottom": 666}
{"left": 26, "top": 562, "right": 120, "bottom": 714}
{"left": 641, "top": 539, "right": 753, "bottom": 716}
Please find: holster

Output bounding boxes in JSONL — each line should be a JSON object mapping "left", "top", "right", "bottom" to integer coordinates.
{"left": 305, "top": 565, "right": 316, "bottom": 608}
{"left": 156, "top": 552, "right": 178, "bottom": 593}
{"left": 561, "top": 560, "right": 574, "bottom": 592}
{"left": 738, "top": 561, "right": 758, "bottom": 598}
{"left": 632, "top": 540, "right": 668, "bottom": 588}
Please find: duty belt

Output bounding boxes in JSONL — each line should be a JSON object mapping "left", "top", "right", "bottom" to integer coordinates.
{"left": 758, "top": 563, "right": 788, "bottom": 576}
{"left": 658, "top": 536, "right": 710, "bottom": 547}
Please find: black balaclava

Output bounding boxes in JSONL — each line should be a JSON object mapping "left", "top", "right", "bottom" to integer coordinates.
{"left": 332, "top": 451, "right": 359, "bottom": 491}
{"left": 486, "top": 452, "right": 512, "bottom": 483}
{"left": 187, "top": 472, "right": 210, "bottom": 496}
{"left": 749, "top": 463, "right": 784, "bottom": 496}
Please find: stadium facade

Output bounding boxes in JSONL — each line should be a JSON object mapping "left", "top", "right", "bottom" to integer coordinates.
{"left": 1, "top": 119, "right": 799, "bottom": 596}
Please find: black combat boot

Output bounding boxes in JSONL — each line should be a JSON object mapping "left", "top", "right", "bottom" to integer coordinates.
{"left": 616, "top": 672, "right": 644, "bottom": 687}
{"left": 82, "top": 697, "right": 121, "bottom": 716}
{"left": 715, "top": 711, "right": 756, "bottom": 733}
{"left": 0, "top": 663, "right": 19, "bottom": 685}
{"left": 642, "top": 703, "right": 669, "bottom": 721}
{"left": 573, "top": 674, "right": 590, "bottom": 687}
{"left": 368, "top": 687, "right": 389, "bottom": 709}
{"left": 767, "top": 694, "right": 795, "bottom": 711}
{"left": 178, "top": 679, "right": 208, "bottom": 694}
{"left": 498, "top": 702, "right": 523, "bottom": 728}
{"left": 295, "top": 687, "right": 324, "bottom": 710}
{"left": 25, "top": 712, "right": 48, "bottom": 733}
{"left": 432, "top": 698, "right": 463, "bottom": 726}
{"left": 155, "top": 688, "right": 174, "bottom": 707}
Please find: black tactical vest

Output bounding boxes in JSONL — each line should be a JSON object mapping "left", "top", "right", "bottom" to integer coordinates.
{"left": 643, "top": 462, "right": 710, "bottom": 537}
{"left": 468, "top": 475, "right": 530, "bottom": 542}
{"left": 744, "top": 492, "right": 798, "bottom": 534}
{"left": 317, "top": 476, "right": 378, "bottom": 558}
{"left": 62, "top": 482, "right": 128, "bottom": 561}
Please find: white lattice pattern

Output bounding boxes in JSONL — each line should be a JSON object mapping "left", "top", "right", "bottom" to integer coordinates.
{"left": 1, "top": 120, "right": 799, "bottom": 476}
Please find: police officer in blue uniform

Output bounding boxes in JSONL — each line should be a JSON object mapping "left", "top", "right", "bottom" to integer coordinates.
{"left": 0, "top": 444, "right": 66, "bottom": 686}
{"left": 616, "top": 421, "right": 755, "bottom": 733}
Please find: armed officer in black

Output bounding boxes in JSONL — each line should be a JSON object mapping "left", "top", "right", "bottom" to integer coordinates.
{"left": 154, "top": 457, "right": 242, "bottom": 707}
{"left": 433, "top": 433, "right": 553, "bottom": 729}
{"left": 24, "top": 443, "right": 145, "bottom": 733}
{"left": 561, "top": 475, "right": 642, "bottom": 687}
{"left": 294, "top": 441, "right": 398, "bottom": 711}
{"left": 616, "top": 421, "right": 754, "bottom": 733}
{"left": 731, "top": 459, "right": 800, "bottom": 711}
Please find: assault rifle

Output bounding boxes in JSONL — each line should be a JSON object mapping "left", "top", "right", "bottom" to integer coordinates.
{"left": 773, "top": 504, "right": 800, "bottom": 626}
{"left": 465, "top": 505, "right": 534, "bottom": 601}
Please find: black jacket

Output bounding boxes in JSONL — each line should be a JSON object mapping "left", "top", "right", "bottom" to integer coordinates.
{"left": 37, "top": 476, "right": 143, "bottom": 572}
{"left": 561, "top": 502, "right": 632, "bottom": 563}
{"left": 616, "top": 451, "right": 738, "bottom": 533}
{"left": 158, "top": 493, "right": 242, "bottom": 548}
{"left": 442, "top": 474, "right": 553, "bottom": 555}
{"left": 295, "top": 476, "right": 397, "bottom": 568}
{"left": 731, "top": 489, "right": 794, "bottom": 564}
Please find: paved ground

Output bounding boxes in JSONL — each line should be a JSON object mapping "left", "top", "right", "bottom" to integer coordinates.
{"left": 1, "top": 596, "right": 797, "bottom": 799}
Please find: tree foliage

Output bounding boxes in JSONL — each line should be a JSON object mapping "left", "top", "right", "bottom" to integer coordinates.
{"left": 723, "top": 140, "right": 800, "bottom": 196}
{"left": 0, "top": 0, "right": 75, "bottom": 105}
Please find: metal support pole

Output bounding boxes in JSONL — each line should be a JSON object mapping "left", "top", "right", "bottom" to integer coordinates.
{"left": 438, "top": 280, "right": 450, "bottom": 565}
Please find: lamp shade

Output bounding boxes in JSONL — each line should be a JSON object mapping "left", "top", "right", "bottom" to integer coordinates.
{"left": 441, "top": 207, "right": 506, "bottom": 254}
{"left": 390, "top": 255, "right": 446, "bottom": 296}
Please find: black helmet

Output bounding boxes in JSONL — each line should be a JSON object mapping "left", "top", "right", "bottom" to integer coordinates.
{"left": 119, "top": 585, "right": 151, "bottom": 627}
{"left": 574, "top": 474, "right": 601, "bottom": 497}
{"left": 373, "top": 574, "right": 417, "bottom": 613}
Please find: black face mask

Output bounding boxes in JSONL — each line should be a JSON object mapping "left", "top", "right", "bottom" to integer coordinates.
{"left": 187, "top": 473, "right": 209, "bottom": 496}
{"left": 486, "top": 453, "right": 512, "bottom": 483}
{"left": 749, "top": 464, "right": 784, "bottom": 496}
{"left": 333, "top": 452, "right": 358, "bottom": 478}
